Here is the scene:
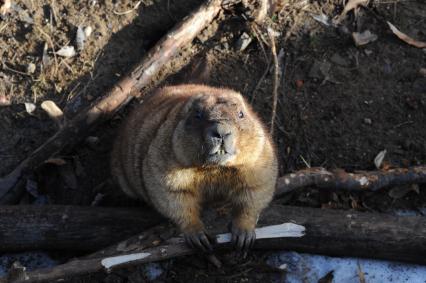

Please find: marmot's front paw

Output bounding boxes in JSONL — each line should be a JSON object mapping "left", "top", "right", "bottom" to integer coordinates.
{"left": 231, "top": 225, "right": 256, "bottom": 252}
{"left": 184, "top": 229, "right": 215, "bottom": 253}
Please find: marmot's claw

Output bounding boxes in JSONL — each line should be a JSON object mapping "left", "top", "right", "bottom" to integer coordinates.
{"left": 184, "top": 230, "right": 214, "bottom": 253}
{"left": 231, "top": 227, "right": 256, "bottom": 252}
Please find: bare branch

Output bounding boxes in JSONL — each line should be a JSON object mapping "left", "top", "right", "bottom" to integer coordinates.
{"left": 276, "top": 166, "right": 426, "bottom": 196}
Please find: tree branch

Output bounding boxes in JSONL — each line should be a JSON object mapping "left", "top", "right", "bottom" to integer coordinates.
{"left": 275, "top": 166, "right": 426, "bottom": 196}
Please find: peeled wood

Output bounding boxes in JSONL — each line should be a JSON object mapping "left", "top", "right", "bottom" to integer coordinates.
{"left": 0, "top": 205, "right": 163, "bottom": 252}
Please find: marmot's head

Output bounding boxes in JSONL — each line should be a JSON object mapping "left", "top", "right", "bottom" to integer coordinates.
{"left": 173, "top": 88, "right": 267, "bottom": 167}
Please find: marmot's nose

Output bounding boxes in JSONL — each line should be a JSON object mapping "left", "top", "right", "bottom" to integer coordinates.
{"left": 207, "top": 123, "right": 232, "bottom": 142}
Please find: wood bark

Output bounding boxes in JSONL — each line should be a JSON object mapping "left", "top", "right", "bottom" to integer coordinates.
{"left": 0, "top": 205, "right": 424, "bottom": 263}
{"left": 0, "top": 0, "right": 224, "bottom": 203}
{"left": 0, "top": 205, "right": 163, "bottom": 252}
{"left": 275, "top": 166, "right": 426, "bottom": 196}
{"left": 258, "top": 204, "right": 426, "bottom": 264}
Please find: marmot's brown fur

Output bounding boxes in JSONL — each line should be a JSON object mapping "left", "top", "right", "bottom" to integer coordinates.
{"left": 111, "top": 84, "right": 278, "bottom": 251}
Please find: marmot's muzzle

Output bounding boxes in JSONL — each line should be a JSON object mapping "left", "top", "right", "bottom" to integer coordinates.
{"left": 204, "top": 122, "right": 236, "bottom": 164}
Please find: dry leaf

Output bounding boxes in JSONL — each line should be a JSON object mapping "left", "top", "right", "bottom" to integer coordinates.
{"left": 26, "top": 63, "right": 36, "bottom": 74}
{"left": 311, "top": 13, "right": 330, "bottom": 26}
{"left": 24, "top": 102, "right": 36, "bottom": 114}
{"left": 56, "top": 46, "right": 76, "bottom": 57}
{"left": 336, "top": 0, "right": 368, "bottom": 23}
{"left": 387, "top": 22, "right": 426, "bottom": 48}
{"left": 352, "top": 30, "right": 378, "bottom": 46}
{"left": 45, "top": 158, "right": 67, "bottom": 166}
{"left": 76, "top": 26, "right": 86, "bottom": 51}
{"left": 0, "top": 0, "right": 11, "bottom": 15}
{"left": 42, "top": 42, "right": 50, "bottom": 67}
{"left": 236, "top": 32, "right": 252, "bottom": 51}
{"left": 374, "top": 149, "right": 387, "bottom": 169}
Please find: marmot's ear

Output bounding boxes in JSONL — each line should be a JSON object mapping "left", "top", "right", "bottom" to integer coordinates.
{"left": 181, "top": 93, "right": 204, "bottom": 114}
{"left": 185, "top": 54, "right": 211, "bottom": 84}
{"left": 169, "top": 54, "right": 211, "bottom": 85}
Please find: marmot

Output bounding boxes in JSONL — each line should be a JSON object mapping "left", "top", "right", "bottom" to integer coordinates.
{"left": 111, "top": 84, "right": 278, "bottom": 251}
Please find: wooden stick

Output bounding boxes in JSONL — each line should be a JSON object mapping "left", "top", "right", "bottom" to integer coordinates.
{"left": 275, "top": 166, "right": 426, "bottom": 196}
{"left": 0, "top": 0, "right": 224, "bottom": 203}
{"left": 2, "top": 204, "right": 426, "bottom": 283}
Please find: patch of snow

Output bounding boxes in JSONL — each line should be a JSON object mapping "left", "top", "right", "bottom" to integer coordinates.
{"left": 267, "top": 251, "right": 426, "bottom": 283}
{"left": 0, "top": 252, "right": 57, "bottom": 276}
{"left": 393, "top": 209, "right": 421, "bottom": 217}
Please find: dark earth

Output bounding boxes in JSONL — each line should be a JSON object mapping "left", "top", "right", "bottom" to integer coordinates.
{"left": 0, "top": 0, "right": 425, "bottom": 282}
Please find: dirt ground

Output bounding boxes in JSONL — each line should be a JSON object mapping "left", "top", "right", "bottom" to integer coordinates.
{"left": 0, "top": 0, "right": 425, "bottom": 282}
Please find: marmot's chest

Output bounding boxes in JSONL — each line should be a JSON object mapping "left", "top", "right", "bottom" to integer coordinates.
{"left": 165, "top": 166, "right": 245, "bottom": 199}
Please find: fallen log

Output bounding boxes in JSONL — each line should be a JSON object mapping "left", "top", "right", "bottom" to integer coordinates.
{"left": 0, "top": 205, "right": 163, "bottom": 252}
{"left": 0, "top": 0, "right": 225, "bottom": 204}
{"left": 0, "top": 205, "right": 424, "bottom": 264}
{"left": 275, "top": 166, "right": 426, "bottom": 196}
{"left": 3, "top": 223, "right": 305, "bottom": 283}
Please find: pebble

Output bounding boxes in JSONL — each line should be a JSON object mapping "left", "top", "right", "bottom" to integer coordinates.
{"left": 27, "top": 63, "right": 36, "bottom": 74}
{"left": 363, "top": 118, "right": 372, "bottom": 125}
{"left": 236, "top": 32, "right": 252, "bottom": 51}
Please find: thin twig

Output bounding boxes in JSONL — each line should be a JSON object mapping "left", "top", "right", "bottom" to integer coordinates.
{"left": 0, "top": 22, "right": 9, "bottom": 33}
{"left": 251, "top": 24, "right": 268, "bottom": 61}
{"left": 113, "top": 1, "right": 142, "bottom": 15}
{"left": 250, "top": 56, "right": 271, "bottom": 103}
{"left": 36, "top": 27, "right": 59, "bottom": 76}
{"left": 267, "top": 28, "right": 280, "bottom": 135}
{"left": 2, "top": 63, "right": 31, "bottom": 77}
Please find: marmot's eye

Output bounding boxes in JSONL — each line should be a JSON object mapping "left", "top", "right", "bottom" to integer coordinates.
{"left": 238, "top": 111, "right": 244, "bottom": 119}
{"left": 195, "top": 110, "right": 203, "bottom": 119}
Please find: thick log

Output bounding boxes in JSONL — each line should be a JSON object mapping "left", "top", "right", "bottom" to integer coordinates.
{"left": 2, "top": 204, "right": 425, "bottom": 283}
{"left": 0, "top": 205, "right": 163, "bottom": 252}
{"left": 0, "top": 205, "right": 424, "bottom": 264}
{"left": 259, "top": 205, "right": 426, "bottom": 264}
